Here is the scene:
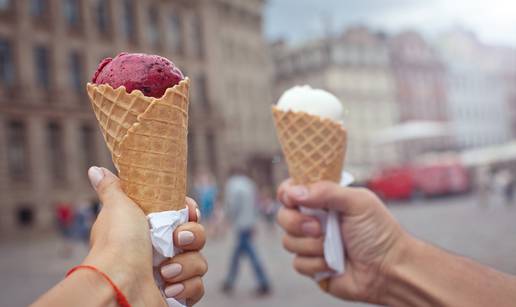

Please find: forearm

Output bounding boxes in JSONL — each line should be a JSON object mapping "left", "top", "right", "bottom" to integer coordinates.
{"left": 31, "top": 269, "right": 117, "bottom": 307}
{"left": 382, "top": 237, "right": 516, "bottom": 307}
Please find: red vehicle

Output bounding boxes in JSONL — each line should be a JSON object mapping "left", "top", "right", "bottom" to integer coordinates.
{"left": 368, "top": 161, "right": 470, "bottom": 200}
{"left": 367, "top": 167, "right": 414, "bottom": 200}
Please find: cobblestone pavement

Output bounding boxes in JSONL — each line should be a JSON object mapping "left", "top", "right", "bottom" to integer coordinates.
{"left": 1, "top": 195, "right": 515, "bottom": 307}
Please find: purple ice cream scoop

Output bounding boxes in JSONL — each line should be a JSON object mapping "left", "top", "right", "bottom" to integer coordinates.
{"left": 92, "top": 52, "right": 184, "bottom": 98}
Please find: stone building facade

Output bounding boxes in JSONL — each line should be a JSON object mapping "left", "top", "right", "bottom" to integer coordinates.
{"left": 0, "top": 0, "right": 277, "bottom": 231}
{"left": 435, "top": 29, "right": 513, "bottom": 150}
{"left": 388, "top": 31, "right": 451, "bottom": 157}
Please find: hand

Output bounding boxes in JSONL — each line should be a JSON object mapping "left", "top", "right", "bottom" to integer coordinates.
{"left": 276, "top": 180, "right": 409, "bottom": 304}
{"left": 85, "top": 167, "right": 207, "bottom": 306}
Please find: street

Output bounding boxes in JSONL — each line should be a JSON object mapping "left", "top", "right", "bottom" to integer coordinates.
{"left": 1, "top": 195, "right": 516, "bottom": 307}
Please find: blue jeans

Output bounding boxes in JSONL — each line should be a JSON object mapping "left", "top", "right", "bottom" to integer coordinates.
{"left": 225, "top": 228, "right": 269, "bottom": 288}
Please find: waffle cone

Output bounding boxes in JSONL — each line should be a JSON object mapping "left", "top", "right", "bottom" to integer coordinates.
{"left": 87, "top": 79, "right": 190, "bottom": 214}
{"left": 272, "top": 106, "right": 347, "bottom": 185}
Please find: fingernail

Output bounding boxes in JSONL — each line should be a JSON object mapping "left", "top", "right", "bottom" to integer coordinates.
{"left": 290, "top": 186, "right": 308, "bottom": 199}
{"left": 196, "top": 208, "right": 201, "bottom": 222}
{"left": 164, "top": 283, "right": 184, "bottom": 298}
{"left": 88, "top": 166, "right": 104, "bottom": 189}
{"left": 301, "top": 221, "right": 320, "bottom": 236}
{"left": 178, "top": 231, "right": 195, "bottom": 246}
{"left": 161, "top": 263, "right": 182, "bottom": 279}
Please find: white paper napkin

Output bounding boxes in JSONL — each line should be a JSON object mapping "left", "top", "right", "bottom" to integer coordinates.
{"left": 148, "top": 208, "right": 190, "bottom": 307}
{"left": 300, "top": 171, "right": 354, "bottom": 282}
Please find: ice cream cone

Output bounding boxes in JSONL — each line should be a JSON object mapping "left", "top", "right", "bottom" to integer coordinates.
{"left": 272, "top": 106, "right": 347, "bottom": 185}
{"left": 87, "top": 78, "right": 190, "bottom": 214}
{"left": 272, "top": 106, "right": 347, "bottom": 291}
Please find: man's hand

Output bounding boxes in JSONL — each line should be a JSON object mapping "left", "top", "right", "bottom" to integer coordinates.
{"left": 276, "top": 179, "right": 408, "bottom": 304}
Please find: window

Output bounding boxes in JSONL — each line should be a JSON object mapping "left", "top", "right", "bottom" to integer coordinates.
{"left": 47, "top": 122, "right": 67, "bottom": 182}
{"left": 63, "top": 0, "right": 81, "bottom": 29}
{"left": 34, "top": 45, "right": 51, "bottom": 89}
{"left": 94, "top": 0, "right": 110, "bottom": 36}
{"left": 206, "top": 133, "right": 218, "bottom": 175}
{"left": 30, "top": 0, "right": 47, "bottom": 17}
{"left": 195, "top": 74, "right": 210, "bottom": 111}
{"left": 69, "top": 50, "right": 83, "bottom": 92}
{"left": 16, "top": 204, "right": 35, "bottom": 227}
{"left": 7, "top": 121, "right": 29, "bottom": 181}
{"left": 168, "top": 12, "right": 183, "bottom": 54}
{"left": 147, "top": 6, "right": 160, "bottom": 48}
{"left": 187, "top": 131, "right": 196, "bottom": 174}
{"left": 80, "top": 124, "right": 96, "bottom": 171}
{"left": 0, "top": 0, "right": 11, "bottom": 11}
{"left": 190, "top": 14, "right": 204, "bottom": 58}
{"left": 0, "top": 39, "right": 14, "bottom": 86}
{"left": 122, "top": 0, "right": 137, "bottom": 43}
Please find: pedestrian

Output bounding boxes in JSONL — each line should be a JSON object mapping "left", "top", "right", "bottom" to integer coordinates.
{"left": 476, "top": 166, "right": 491, "bottom": 206}
{"left": 222, "top": 165, "right": 271, "bottom": 296}
{"left": 55, "top": 202, "right": 75, "bottom": 257}
{"left": 74, "top": 200, "right": 94, "bottom": 244}
{"left": 193, "top": 170, "right": 218, "bottom": 223}
{"left": 258, "top": 187, "right": 279, "bottom": 230}
{"left": 90, "top": 198, "right": 101, "bottom": 217}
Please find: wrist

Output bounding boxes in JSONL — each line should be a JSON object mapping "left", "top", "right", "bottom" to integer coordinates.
{"left": 82, "top": 248, "right": 156, "bottom": 307}
{"left": 376, "top": 233, "right": 423, "bottom": 306}
{"left": 67, "top": 268, "right": 119, "bottom": 307}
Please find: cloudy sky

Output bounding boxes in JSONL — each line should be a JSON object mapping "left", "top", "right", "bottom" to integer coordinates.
{"left": 264, "top": 0, "right": 516, "bottom": 47}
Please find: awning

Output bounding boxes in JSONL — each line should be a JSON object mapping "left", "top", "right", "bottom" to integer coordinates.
{"left": 372, "top": 121, "right": 451, "bottom": 145}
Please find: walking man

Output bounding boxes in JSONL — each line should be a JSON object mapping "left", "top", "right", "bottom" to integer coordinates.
{"left": 222, "top": 166, "right": 271, "bottom": 295}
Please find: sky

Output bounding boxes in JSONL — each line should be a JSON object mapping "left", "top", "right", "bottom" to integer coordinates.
{"left": 264, "top": 0, "right": 516, "bottom": 47}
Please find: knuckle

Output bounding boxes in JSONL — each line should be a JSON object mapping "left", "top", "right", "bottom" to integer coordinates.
{"left": 192, "top": 277, "right": 204, "bottom": 294}
{"left": 282, "top": 235, "right": 292, "bottom": 252}
{"left": 309, "top": 238, "right": 322, "bottom": 252}
{"left": 198, "top": 256, "right": 208, "bottom": 276}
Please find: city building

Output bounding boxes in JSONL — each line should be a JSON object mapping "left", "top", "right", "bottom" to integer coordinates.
{"left": 435, "top": 29, "right": 513, "bottom": 150}
{"left": 388, "top": 31, "right": 452, "bottom": 157}
{"left": 272, "top": 26, "right": 400, "bottom": 179}
{"left": 0, "top": 0, "right": 277, "bottom": 231}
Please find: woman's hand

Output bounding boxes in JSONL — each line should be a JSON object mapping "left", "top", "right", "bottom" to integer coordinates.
{"left": 85, "top": 166, "right": 207, "bottom": 306}
{"left": 276, "top": 179, "right": 409, "bottom": 304}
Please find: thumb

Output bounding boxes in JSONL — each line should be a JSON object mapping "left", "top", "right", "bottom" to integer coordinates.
{"left": 284, "top": 181, "right": 367, "bottom": 215}
{"left": 88, "top": 166, "right": 126, "bottom": 206}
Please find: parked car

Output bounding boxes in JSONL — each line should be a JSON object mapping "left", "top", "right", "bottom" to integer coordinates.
{"left": 367, "top": 161, "right": 470, "bottom": 201}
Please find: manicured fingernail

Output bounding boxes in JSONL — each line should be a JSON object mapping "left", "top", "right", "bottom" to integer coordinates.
{"left": 301, "top": 221, "right": 320, "bottom": 236}
{"left": 161, "top": 263, "right": 182, "bottom": 279}
{"left": 164, "top": 283, "right": 184, "bottom": 298}
{"left": 196, "top": 208, "right": 201, "bottom": 222}
{"left": 290, "top": 186, "right": 308, "bottom": 199}
{"left": 178, "top": 231, "right": 195, "bottom": 246}
{"left": 88, "top": 166, "right": 104, "bottom": 188}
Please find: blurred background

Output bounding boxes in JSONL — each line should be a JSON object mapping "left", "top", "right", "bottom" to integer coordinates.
{"left": 0, "top": 0, "right": 515, "bottom": 306}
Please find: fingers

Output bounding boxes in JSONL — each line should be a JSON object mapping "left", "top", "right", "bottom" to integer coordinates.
{"left": 185, "top": 197, "right": 200, "bottom": 222}
{"left": 293, "top": 256, "right": 330, "bottom": 278}
{"left": 164, "top": 276, "right": 204, "bottom": 306}
{"left": 277, "top": 178, "right": 294, "bottom": 206}
{"left": 174, "top": 222, "right": 206, "bottom": 251}
{"left": 160, "top": 252, "right": 207, "bottom": 284}
{"left": 88, "top": 167, "right": 139, "bottom": 211}
{"left": 282, "top": 235, "right": 324, "bottom": 257}
{"left": 276, "top": 206, "right": 322, "bottom": 237}
{"left": 281, "top": 180, "right": 375, "bottom": 215}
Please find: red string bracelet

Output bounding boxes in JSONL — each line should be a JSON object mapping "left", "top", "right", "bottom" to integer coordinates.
{"left": 66, "top": 265, "right": 132, "bottom": 307}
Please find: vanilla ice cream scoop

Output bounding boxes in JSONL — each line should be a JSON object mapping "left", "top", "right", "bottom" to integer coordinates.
{"left": 276, "top": 85, "right": 344, "bottom": 123}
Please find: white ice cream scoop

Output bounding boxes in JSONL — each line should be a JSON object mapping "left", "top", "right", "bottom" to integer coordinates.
{"left": 276, "top": 85, "right": 344, "bottom": 123}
